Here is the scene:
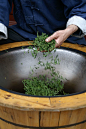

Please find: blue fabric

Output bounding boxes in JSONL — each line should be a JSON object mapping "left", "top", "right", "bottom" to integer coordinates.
{"left": 0, "top": 0, "right": 86, "bottom": 44}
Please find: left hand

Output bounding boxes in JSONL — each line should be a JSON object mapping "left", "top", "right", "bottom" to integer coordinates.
{"left": 45, "top": 24, "right": 78, "bottom": 48}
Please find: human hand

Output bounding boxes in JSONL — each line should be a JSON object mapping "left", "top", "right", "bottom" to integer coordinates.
{"left": 45, "top": 25, "right": 78, "bottom": 48}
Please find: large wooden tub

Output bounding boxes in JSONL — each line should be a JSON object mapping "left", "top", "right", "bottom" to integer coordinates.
{"left": 0, "top": 42, "right": 86, "bottom": 129}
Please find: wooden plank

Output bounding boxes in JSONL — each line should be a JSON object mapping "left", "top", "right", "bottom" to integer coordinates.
{"left": 0, "top": 41, "right": 32, "bottom": 51}
{"left": 62, "top": 42, "right": 86, "bottom": 53}
{"left": 59, "top": 108, "right": 86, "bottom": 129}
{"left": 40, "top": 111, "right": 60, "bottom": 127}
{"left": 0, "top": 119, "right": 15, "bottom": 129}
{"left": 39, "top": 108, "right": 86, "bottom": 128}
{"left": 59, "top": 110, "right": 72, "bottom": 127}
{"left": 50, "top": 93, "right": 86, "bottom": 111}
{"left": 0, "top": 88, "right": 86, "bottom": 111}
{"left": 0, "top": 89, "right": 51, "bottom": 111}
{"left": 0, "top": 105, "right": 39, "bottom": 128}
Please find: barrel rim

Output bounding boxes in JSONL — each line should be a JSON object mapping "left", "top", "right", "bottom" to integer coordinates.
{"left": 0, "top": 42, "right": 86, "bottom": 111}
{"left": 0, "top": 86, "right": 86, "bottom": 98}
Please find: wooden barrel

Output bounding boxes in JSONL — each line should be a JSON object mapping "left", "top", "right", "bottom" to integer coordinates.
{"left": 0, "top": 42, "right": 86, "bottom": 129}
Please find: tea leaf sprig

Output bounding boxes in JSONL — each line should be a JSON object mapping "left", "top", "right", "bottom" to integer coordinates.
{"left": 33, "top": 32, "right": 56, "bottom": 52}
{"left": 28, "top": 32, "right": 56, "bottom": 58}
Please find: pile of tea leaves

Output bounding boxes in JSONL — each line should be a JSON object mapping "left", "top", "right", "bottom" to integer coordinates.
{"left": 22, "top": 33, "right": 66, "bottom": 96}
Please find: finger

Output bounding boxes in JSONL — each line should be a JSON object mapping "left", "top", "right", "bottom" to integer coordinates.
{"left": 55, "top": 43, "right": 62, "bottom": 48}
{"left": 45, "top": 32, "right": 58, "bottom": 42}
{"left": 55, "top": 39, "right": 63, "bottom": 48}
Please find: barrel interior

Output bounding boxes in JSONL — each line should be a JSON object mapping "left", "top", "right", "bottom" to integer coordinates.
{"left": 0, "top": 47, "right": 86, "bottom": 95}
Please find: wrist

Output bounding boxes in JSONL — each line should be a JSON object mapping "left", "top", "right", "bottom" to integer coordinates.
{"left": 65, "top": 24, "right": 78, "bottom": 36}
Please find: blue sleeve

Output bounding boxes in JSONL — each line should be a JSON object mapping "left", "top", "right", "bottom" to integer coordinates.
{"left": 0, "top": 0, "right": 12, "bottom": 27}
{"left": 61, "top": 0, "right": 86, "bottom": 36}
{"left": 61, "top": 0, "right": 86, "bottom": 20}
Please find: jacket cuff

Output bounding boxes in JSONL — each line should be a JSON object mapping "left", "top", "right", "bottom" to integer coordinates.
{"left": 66, "top": 16, "right": 86, "bottom": 38}
{"left": 0, "top": 23, "right": 8, "bottom": 40}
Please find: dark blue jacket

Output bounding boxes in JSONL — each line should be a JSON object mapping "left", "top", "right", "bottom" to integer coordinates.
{"left": 1, "top": 0, "right": 86, "bottom": 44}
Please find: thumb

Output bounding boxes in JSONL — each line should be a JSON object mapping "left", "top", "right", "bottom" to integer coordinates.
{"left": 55, "top": 38, "right": 63, "bottom": 48}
